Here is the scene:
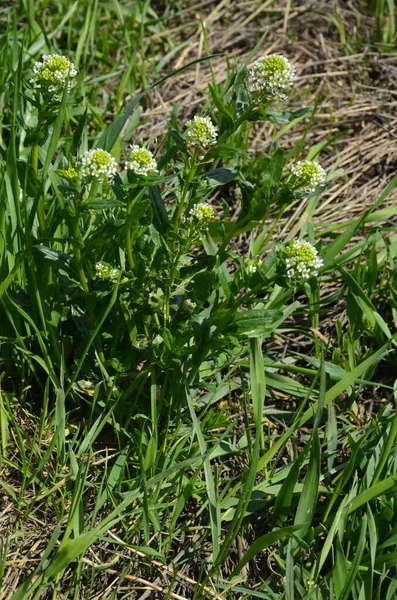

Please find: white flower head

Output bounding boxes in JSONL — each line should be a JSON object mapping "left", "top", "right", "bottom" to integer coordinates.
{"left": 189, "top": 202, "right": 215, "bottom": 223}
{"left": 185, "top": 116, "right": 218, "bottom": 147}
{"left": 283, "top": 239, "right": 323, "bottom": 280}
{"left": 250, "top": 54, "right": 296, "bottom": 101}
{"left": 290, "top": 160, "right": 326, "bottom": 193}
{"left": 32, "top": 54, "right": 78, "bottom": 100}
{"left": 79, "top": 149, "right": 118, "bottom": 184}
{"left": 95, "top": 262, "right": 120, "bottom": 281}
{"left": 125, "top": 145, "right": 158, "bottom": 176}
{"left": 246, "top": 258, "right": 262, "bottom": 274}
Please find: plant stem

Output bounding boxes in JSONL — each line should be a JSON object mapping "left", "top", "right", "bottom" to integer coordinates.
{"left": 31, "top": 144, "right": 47, "bottom": 239}
{"left": 73, "top": 210, "right": 89, "bottom": 295}
{"left": 73, "top": 200, "right": 105, "bottom": 364}
{"left": 125, "top": 202, "right": 135, "bottom": 271}
{"left": 163, "top": 158, "right": 199, "bottom": 322}
{"left": 310, "top": 281, "right": 321, "bottom": 358}
{"left": 125, "top": 188, "right": 147, "bottom": 271}
{"left": 258, "top": 204, "right": 286, "bottom": 253}
{"left": 173, "top": 157, "right": 197, "bottom": 233}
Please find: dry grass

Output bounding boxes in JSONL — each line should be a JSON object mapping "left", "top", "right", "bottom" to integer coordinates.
{"left": 135, "top": 0, "right": 397, "bottom": 232}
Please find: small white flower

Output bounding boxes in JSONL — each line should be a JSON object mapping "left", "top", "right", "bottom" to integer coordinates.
{"left": 185, "top": 116, "right": 218, "bottom": 147}
{"left": 31, "top": 54, "right": 78, "bottom": 100}
{"left": 189, "top": 202, "right": 215, "bottom": 223}
{"left": 95, "top": 262, "right": 120, "bottom": 281}
{"left": 250, "top": 54, "right": 296, "bottom": 101}
{"left": 283, "top": 239, "right": 323, "bottom": 280}
{"left": 246, "top": 258, "right": 262, "bottom": 274}
{"left": 290, "top": 160, "right": 326, "bottom": 193}
{"left": 125, "top": 145, "right": 158, "bottom": 176}
{"left": 79, "top": 149, "right": 118, "bottom": 184}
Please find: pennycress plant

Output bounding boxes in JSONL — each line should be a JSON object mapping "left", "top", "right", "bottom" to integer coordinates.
{"left": 6, "top": 52, "right": 328, "bottom": 425}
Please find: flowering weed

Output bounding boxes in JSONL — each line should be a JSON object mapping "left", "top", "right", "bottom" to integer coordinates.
{"left": 2, "top": 8, "right": 397, "bottom": 600}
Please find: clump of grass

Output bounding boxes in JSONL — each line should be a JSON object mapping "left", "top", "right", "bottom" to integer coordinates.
{"left": 2, "top": 4, "right": 397, "bottom": 600}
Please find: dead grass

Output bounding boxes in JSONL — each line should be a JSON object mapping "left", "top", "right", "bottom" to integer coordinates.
{"left": 135, "top": 0, "right": 397, "bottom": 234}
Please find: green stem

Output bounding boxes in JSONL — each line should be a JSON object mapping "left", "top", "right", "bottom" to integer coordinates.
{"left": 73, "top": 225, "right": 89, "bottom": 294}
{"left": 31, "top": 144, "right": 47, "bottom": 238}
{"left": 309, "top": 281, "right": 321, "bottom": 358}
{"left": 164, "top": 288, "right": 170, "bottom": 324}
{"left": 125, "top": 202, "right": 135, "bottom": 271}
{"left": 165, "top": 157, "right": 198, "bottom": 323}
{"left": 73, "top": 201, "right": 105, "bottom": 364}
{"left": 258, "top": 204, "right": 286, "bottom": 253}
{"left": 163, "top": 237, "right": 189, "bottom": 326}
{"left": 31, "top": 143, "right": 39, "bottom": 171}
{"left": 173, "top": 157, "right": 198, "bottom": 233}
{"left": 153, "top": 312, "right": 161, "bottom": 329}
{"left": 125, "top": 188, "right": 147, "bottom": 271}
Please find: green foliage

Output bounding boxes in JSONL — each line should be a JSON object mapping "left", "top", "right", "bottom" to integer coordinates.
{"left": 1, "top": 3, "right": 397, "bottom": 599}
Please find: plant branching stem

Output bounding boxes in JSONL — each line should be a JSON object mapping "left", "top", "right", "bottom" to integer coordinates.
{"left": 173, "top": 157, "right": 198, "bottom": 233}
{"left": 260, "top": 204, "right": 286, "bottom": 251}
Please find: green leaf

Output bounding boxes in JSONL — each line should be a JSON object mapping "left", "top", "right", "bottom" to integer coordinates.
{"left": 0, "top": 256, "right": 24, "bottom": 300}
{"left": 273, "top": 450, "right": 305, "bottom": 525}
{"left": 231, "top": 525, "right": 302, "bottom": 576}
{"left": 204, "top": 167, "right": 237, "bottom": 186}
{"left": 248, "top": 107, "right": 312, "bottom": 125}
{"left": 232, "top": 66, "right": 250, "bottom": 118}
{"left": 348, "top": 474, "right": 397, "bottom": 513}
{"left": 162, "top": 327, "right": 174, "bottom": 351}
{"left": 315, "top": 492, "right": 354, "bottom": 580}
{"left": 184, "top": 380, "right": 220, "bottom": 563}
{"left": 32, "top": 246, "right": 76, "bottom": 280}
{"left": 262, "top": 147, "right": 285, "bottom": 189}
{"left": 338, "top": 515, "right": 367, "bottom": 600}
{"left": 340, "top": 267, "right": 392, "bottom": 340}
{"left": 149, "top": 186, "right": 171, "bottom": 229}
{"left": 68, "top": 107, "right": 88, "bottom": 156}
{"left": 189, "top": 271, "right": 216, "bottom": 304}
{"left": 323, "top": 174, "right": 397, "bottom": 268}
{"left": 206, "top": 219, "right": 259, "bottom": 243}
{"left": 230, "top": 309, "right": 283, "bottom": 337}
{"left": 85, "top": 198, "right": 125, "bottom": 209}
{"left": 293, "top": 430, "right": 320, "bottom": 540}
{"left": 213, "top": 338, "right": 264, "bottom": 571}
{"left": 17, "top": 160, "right": 41, "bottom": 196}
{"left": 209, "top": 82, "right": 235, "bottom": 135}
{"left": 170, "top": 129, "right": 188, "bottom": 154}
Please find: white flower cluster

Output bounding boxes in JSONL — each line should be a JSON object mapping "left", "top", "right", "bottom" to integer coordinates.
{"left": 185, "top": 116, "right": 218, "bottom": 147}
{"left": 189, "top": 202, "right": 215, "bottom": 223}
{"left": 250, "top": 54, "right": 296, "bottom": 101}
{"left": 284, "top": 239, "right": 323, "bottom": 280}
{"left": 32, "top": 54, "right": 78, "bottom": 100}
{"left": 79, "top": 149, "right": 117, "bottom": 184}
{"left": 95, "top": 262, "right": 120, "bottom": 281}
{"left": 125, "top": 145, "right": 158, "bottom": 176}
{"left": 246, "top": 258, "right": 262, "bottom": 274}
{"left": 290, "top": 160, "right": 326, "bottom": 194}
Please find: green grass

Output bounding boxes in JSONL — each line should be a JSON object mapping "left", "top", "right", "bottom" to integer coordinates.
{"left": 2, "top": 1, "right": 397, "bottom": 599}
